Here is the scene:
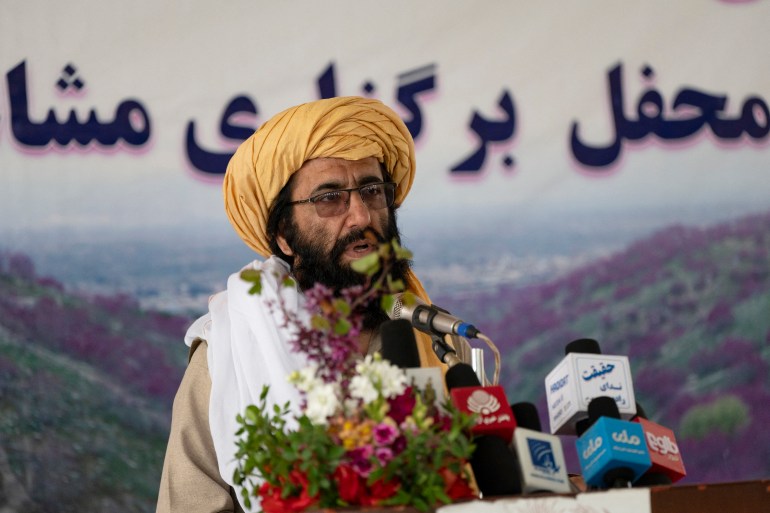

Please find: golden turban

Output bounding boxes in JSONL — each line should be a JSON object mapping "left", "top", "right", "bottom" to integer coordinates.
{"left": 223, "top": 96, "right": 415, "bottom": 258}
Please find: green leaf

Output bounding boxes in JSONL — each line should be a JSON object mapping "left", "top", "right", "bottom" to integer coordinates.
{"left": 380, "top": 294, "right": 395, "bottom": 315}
{"left": 392, "top": 238, "right": 413, "bottom": 260}
{"left": 311, "top": 315, "right": 331, "bottom": 331}
{"left": 282, "top": 276, "right": 296, "bottom": 288}
{"left": 240, "top": 269, "right": 263, "bottom": 295}
{"left": 244, "top": 405, "right": 260, "bottom": 423}
{"left": 334, "top": 318, "right": 351, "bottom": 335}
{"left": 401, "top": 291, "right": 417, "bottom": 307}
{"left": 386, "top": 276, "right": 406, "bottom": 293}
{"left": 378, "top": 241, "right": 392, "bottom": 257}
{"left": 350, "top": 252, "right": 380, "bottom": 275}
{"left": 333, "top": 298, "right": 351, "bottom": 316}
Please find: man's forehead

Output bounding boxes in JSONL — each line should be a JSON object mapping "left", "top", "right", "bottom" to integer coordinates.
{"left": 291, "top": 157, "right": 383, "bottom": 191}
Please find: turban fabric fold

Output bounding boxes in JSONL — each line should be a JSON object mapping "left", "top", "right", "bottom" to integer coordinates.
{"left": 223, "top": 96, "right": 415, "bottom": 258}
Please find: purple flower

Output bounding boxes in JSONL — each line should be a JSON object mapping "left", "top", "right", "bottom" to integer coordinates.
{"left": 373, "top": 422, "right": 399, "bottom": 446}
{"left": 391, "top": 435, "right": 407, "bottom": 455}
{"left": 349, "top": 445, "right": 374, "bottom": 477}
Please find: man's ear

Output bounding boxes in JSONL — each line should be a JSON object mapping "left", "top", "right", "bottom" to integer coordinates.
{"left": 276, "top": 233, "right": 294, "bottom": 257}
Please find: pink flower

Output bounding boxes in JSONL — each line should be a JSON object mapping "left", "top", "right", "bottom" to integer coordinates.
{"left": 373, "top": 422, "right": 399, "bottom": 446}
{"left": 374, "top": 447, "right": 394, "bottom": 466}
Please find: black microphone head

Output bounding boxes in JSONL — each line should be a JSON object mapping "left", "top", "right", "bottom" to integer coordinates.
{"left": 588, "top": 396, "right": 621, "bottom": 423}
{"left": 511, "top": 402, "right": 542, "bottom": 432}
{"left": 445, "top": 363, "right": 481, "bottom": 390}
{"left": 575, "top": 418, "right": 592, "bottom": 437}
{"left": 634, "top": 401, "right": 648, "bottom": 420}
{"left": 565, "top": 338, "right": 602, "bottom": 355}
{"left": 379, "top": 319, "right": 420, "bottom": 368}
{"left": 470, "top": 435, "right": 522, "bottom": 496}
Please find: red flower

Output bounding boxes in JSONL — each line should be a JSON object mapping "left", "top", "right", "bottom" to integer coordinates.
{"left": 334, "top": 464, "right": 363, "bottom": 503}
{"left": 258, "top": 470, "right": 318, "bottom": 513}
{"left": 432, "top": 411, "right": 454, "bottom": 432}
{"left": 440, "top": 467, "right": 476, "bottom": 500}
{"left": 387, "top": 387, "right": 416, "bottom": 424}
{"left": 360, "top": 477, "right": 401, "bottom": 506}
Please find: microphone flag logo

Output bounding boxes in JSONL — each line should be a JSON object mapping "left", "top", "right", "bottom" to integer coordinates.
{"left": 466, "top": 390, "right": 501, "bottom": 415}
{"left": 527, "top": 438, "right": 560, "bottom": 474}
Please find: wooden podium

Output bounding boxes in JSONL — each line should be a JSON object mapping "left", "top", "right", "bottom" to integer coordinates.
{"left": 436, "top": 480, "right": 770, "bottom": 512}
{"left": 649, "top": 480, "right": 769, "bottom": 513}
{"left": 311, "top": 480, "right": 770, "bottom": 512}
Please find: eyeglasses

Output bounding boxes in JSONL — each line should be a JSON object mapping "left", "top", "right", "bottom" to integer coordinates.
{"left": 287, "top": 182, "right": 396, "bottom": 218}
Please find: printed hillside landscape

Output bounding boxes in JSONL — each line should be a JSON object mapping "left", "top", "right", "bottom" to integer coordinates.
{"left": 1, "top": 209, "right": 769, "bottom": 512}
{"left": 0, "top": 257, "right": 190, "bottom": 513}
{"left": 436, "top": 210, "right": 770, "bottom": 482}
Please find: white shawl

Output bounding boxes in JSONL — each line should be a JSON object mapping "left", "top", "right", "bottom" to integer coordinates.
{"left": 184, "top": 256, "right": 310, "bottom": 512}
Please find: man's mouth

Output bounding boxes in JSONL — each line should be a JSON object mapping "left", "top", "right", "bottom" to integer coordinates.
{"left": 346, "top": 239, "right": 375, "bottom": 255}
{"left": 335, "top": 228, "right": 383, "bottom": 263}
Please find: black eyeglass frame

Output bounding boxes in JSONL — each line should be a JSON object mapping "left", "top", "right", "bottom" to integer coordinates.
{"left": 287, "top": 181, "right": 397, "bottom": 217}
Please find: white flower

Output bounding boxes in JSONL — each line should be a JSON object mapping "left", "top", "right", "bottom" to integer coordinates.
{"left": 304, "top": 382, "right": 340, "bottom": 426}
{"left": 350, "top": 354, "right": 408, "bottom": 404}
{"left": 349, "top": 374, "right": 379, "bottom": 404}
{"left": 288, "top": 364, "right": 322, "bottom": 393}
{"left": 377, "top": 362, "right": 408, "bottom": 399}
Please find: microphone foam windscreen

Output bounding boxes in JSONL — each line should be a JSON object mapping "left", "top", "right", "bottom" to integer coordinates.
{"left": 470, "top": 435, "right": 522, "bottom": 496}
{"left": 512, "top": 402, "right": 542, "bottom": 432}
{"left": 565, "top": 338, "right": 602, "bottom": 355}
{"left": 445, "top": 363, "right": 482, "bottom": 390}
{"left": 588, "top": 396, "right": 621, "bottom": 423}
{"left": 379, "top": 319, "right": 421, "bottom": 368}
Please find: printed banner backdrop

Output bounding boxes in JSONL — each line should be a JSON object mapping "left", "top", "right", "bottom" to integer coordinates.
{"left": 2, "top": 1, "right": 769, "bottom": 511}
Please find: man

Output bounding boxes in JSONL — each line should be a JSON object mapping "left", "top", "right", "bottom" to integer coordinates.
{"left": 156, "top": 96, "right": 450, "bottom": 513}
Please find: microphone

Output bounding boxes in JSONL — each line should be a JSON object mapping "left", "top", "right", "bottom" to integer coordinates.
{"left": 632, "top": 405, "right": 686, "bottom": 485}
{"left": 565, "top": 338, "right": 601, "bottom": 355}
{"left": 575, "top": 397, "right": 651, "bottom": 488}
{"left": 388, "top": 293, "right": 480, "bottom": 339}
{"left": 545, "top": 339, "right": 637, "bottom": 435}
{"left": 445, "top": 363, "right": 521, "bottom": 496}
{"left": 510, "top": 402, "right": 572, "bottom": 494}
{"left": 380, "top": 319, "right": 421, "bottom": 368}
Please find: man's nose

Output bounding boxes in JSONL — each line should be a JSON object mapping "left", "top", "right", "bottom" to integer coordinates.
{"left": 345, "top": 190, "right": 372, "bottom": 228}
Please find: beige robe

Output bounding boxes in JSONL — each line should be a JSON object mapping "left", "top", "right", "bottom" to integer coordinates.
{"left": 157, "top": 340, "right": 245, "bottom": 513}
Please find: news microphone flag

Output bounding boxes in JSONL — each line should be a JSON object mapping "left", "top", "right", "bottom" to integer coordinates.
{"left": 449, "top": 385, "right": 516, "bottom": 443}
{"left": 634, "top": 417, "right": 686, "bottom": 484}
{"left": 510, "top": 403, "right": 571, "bottom": 494}
{"left": 576, "top": 397, "right": 651, "bottom": 488}
{"left": 545, "top": 352, "right": 637, "bottom": 435}
{"left": 576, "top": 416, "right": 652, "bottom": 488}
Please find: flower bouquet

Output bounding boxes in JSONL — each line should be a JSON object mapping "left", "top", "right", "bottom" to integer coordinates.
{"left": 232, "top": 239, "right": 477, "bottom": 512}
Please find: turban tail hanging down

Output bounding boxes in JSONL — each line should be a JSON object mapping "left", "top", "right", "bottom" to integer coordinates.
{"left": 222, "top": 96, "right": 443, "bottom": 368}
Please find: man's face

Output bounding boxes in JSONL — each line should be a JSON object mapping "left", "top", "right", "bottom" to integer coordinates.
{"left": 276, "top": 157, "right": 404, "bottom": 292}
